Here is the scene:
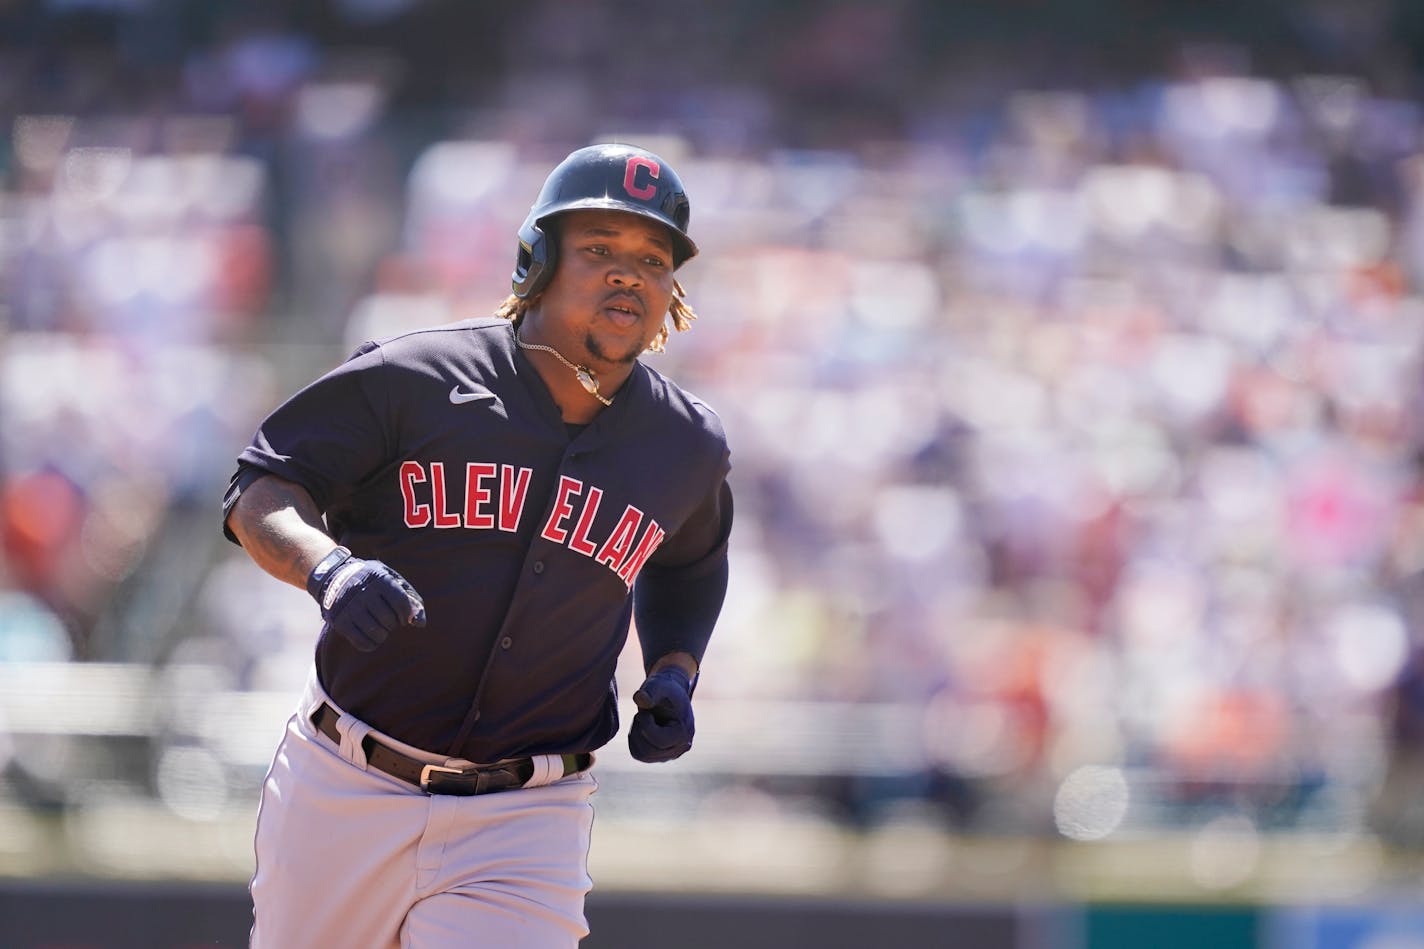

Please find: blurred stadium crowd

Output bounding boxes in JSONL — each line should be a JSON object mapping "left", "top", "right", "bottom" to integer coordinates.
{"left": 3, "top": 0, "right": 1424, "bottom": 869}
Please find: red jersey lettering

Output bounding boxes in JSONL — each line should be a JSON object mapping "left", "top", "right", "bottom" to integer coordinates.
{"left": 617, "top": 521, "right": 665, "bottom": 588}
{"left": 402, "top": 464, "right": 667, "bottom": 587}
{"left": 429, "top": 462, "right": 462, "bottom": 528}
{"left": 464, "top": 462, "right": 497, "bottom": 529}
{"left": 567, "top": 486, "right": 604, "bottom": 556}
{"left": 499, "top": 465, "right": 532, "bottom": 533}
{"left": 540, "top": 476, "right": 583, "bottom": 543}
{"left": 401, "top": 461, "right": 430, "bottom": 528}
{"left": 595, "top": 506, "right": 644, "bottom": 571}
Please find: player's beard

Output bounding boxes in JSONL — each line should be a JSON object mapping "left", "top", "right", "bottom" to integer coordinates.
{"left": 585, "top": 331, "right": 645, "bottom": 366}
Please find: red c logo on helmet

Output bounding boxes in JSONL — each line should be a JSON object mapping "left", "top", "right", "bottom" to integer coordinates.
{"left": 623, "top": 156, "right": 660, "bottom": 200}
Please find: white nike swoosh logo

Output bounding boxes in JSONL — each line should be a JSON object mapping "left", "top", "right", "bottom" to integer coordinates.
{"left": 449, "top": 385, "right": 497, "bottom": 405}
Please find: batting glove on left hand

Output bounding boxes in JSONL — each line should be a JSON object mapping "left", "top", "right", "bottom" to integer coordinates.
{"left": 628, "top": 667, "right": 695, "bottom": 763}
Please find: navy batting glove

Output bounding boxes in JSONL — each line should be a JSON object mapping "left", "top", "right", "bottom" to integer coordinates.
{"left": 307, "top": 547, "right": 426, "bottom": 652}
{"left": 628, "top": 667, "right": 695, "bottom": 763}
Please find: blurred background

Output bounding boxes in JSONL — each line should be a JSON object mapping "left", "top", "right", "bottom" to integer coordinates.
{"left": 3, "top": 0, "right": 1424, "bottom": 945}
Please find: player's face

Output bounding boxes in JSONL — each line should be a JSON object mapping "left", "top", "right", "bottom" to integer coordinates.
{"left": 534, "top": 209, "right": 677, "bottom": 368}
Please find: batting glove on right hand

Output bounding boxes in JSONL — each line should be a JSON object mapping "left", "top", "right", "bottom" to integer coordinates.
{"left": 307, "top": 547, "right": 426, "bottom": 652}
{"left": 628, "top": 667, "right": 695, "bottom": 763}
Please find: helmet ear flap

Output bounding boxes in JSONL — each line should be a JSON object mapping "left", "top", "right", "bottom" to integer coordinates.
{"left": 512, "top": 220, "right": 557, "bottom": 299}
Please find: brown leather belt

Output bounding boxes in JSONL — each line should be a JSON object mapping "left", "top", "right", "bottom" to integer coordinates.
{"left": 311, "top": 702, "right": 592, "bottom": 796}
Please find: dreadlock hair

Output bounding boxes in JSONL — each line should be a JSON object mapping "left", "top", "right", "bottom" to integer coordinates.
{"left": 494, "top": 279, "right": 698, "bottom": 355}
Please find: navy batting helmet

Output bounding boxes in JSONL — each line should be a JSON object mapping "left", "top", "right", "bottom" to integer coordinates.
{"left": 511, "top": 143, "right": 698, "bottom": 299}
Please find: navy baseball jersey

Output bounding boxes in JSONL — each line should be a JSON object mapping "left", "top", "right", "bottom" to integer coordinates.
{"left": 223, "top": 317, "right": 732, "bottom": 763}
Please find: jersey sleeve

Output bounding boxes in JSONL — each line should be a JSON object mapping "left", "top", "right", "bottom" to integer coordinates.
{"left": 645, "top": 397, "right": 734, "bottom": 577}
{"left": 220, "top": 462, "right": 274, "bottom": 544}
{"left": 223, "top": 341, "right": 393, "bottom": 538}
{"left": 632, "top": 468, "right": 734, "bottom": 668}
{"left": 648, "top": 474, "right": 733, "bottom": 576}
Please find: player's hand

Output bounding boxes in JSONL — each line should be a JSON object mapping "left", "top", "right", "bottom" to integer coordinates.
{"left": 308, "top": 551, "right": 426, "bottom": 652}
{"left": 628, "top": 667, "right": 695, "bottom": 763}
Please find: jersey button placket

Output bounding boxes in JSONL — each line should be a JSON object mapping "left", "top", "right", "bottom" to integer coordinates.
{"left": 532, "top": 560, "right": 545, "bottom": 574}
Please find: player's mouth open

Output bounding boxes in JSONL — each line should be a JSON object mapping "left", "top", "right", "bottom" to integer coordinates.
{"left": 602, "top": 298, "right": 642, "bottom": 328}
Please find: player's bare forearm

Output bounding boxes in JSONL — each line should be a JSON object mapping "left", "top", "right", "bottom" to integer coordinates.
{"left": 226, "top": 474, "right": 341, "bottom": 590}
{"left": 648, "top": 651, "right": 698, "bottom": 680}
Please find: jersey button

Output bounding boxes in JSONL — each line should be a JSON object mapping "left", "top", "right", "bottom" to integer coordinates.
{"left": 501, "top": 637, "right": 513, "bottom": 649}
{"left": 532, "top": 561, "right": 545, "bottom": 574}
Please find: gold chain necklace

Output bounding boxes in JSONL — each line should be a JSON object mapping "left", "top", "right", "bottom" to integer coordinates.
{"left": 515, "top": 330, "right": 613, "bottom": 406}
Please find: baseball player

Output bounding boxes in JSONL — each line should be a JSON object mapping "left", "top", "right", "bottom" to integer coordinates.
{"left": 222, "top": 143, "right": 732, "bottom": 948}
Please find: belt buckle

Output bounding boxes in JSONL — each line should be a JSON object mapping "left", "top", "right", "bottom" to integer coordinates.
{"left": 419, "top": 763, "right": 471, "bottom": 794}
{"left": 420, "top": 762, "right": 524, "bottom": 796}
